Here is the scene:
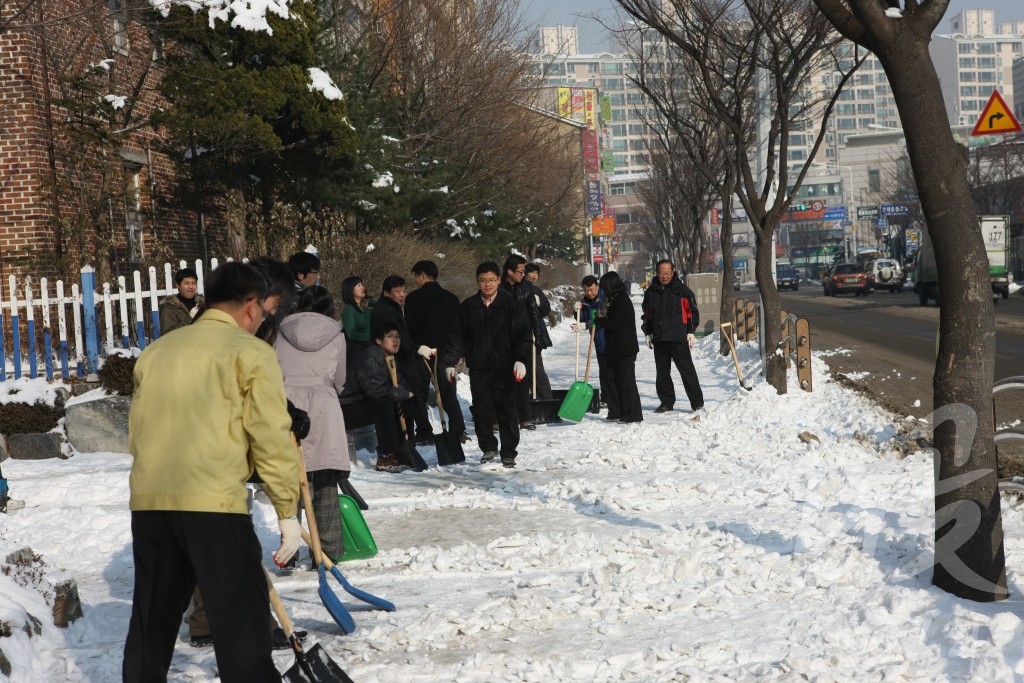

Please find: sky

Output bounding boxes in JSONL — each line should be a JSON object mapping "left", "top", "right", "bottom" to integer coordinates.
{"left": 519, "top": 0, "right": 1024, "bottom": 53}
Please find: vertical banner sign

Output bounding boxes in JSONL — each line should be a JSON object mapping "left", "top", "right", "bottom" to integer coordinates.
{"left": 605, "top": 206, "right": 617, "bottom": 222}
{"left": 711, "top": 208, "right": 720, "bottom": 225}
{"left": 582, "top": 130, "right": 600, "bottom": 174}
{"left": 600, "top": 94, "right": 611, "bottom": 123}
{"left": 585, "top": 180, "right": 602, "bottom": 216}
{"left": 557, "top": 87, "right": 571, "bottom": 119}
{"left": 600, "top": 150, "right": 615, "bottom": 172}
{"left": 584, "top": 89, "right": 597, "bottom": 131}
{"left": 570, "top": 88, "right": 586, "bottom": 124}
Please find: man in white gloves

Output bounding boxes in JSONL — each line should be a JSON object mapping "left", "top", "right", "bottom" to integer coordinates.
{"left": 405, "top": 260, "right": 468, "bottom": 443}
{"left": 640, "top": 259, "right": 705, "bottom": 414}
{"left": 444, "top": 261, "right": 532, "bottom": 468}
{"left": 124, "top": 262, "right": 300, "bottom": 683}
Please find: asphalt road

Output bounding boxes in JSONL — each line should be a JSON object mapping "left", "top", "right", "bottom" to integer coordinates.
{"left": 738, "top": 282, "right": 1024, "bottom": 471}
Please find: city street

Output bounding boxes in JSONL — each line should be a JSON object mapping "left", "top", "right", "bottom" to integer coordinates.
{"left": 740, "top": 282, "right": 1024, "bottom": 470}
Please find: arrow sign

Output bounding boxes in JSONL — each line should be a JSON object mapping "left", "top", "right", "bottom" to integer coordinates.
{"left": 971, "top": 89, "right": 1022, "bottom": 137}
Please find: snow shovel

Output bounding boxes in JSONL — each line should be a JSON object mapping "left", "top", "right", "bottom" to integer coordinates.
{"left": 528, "top": 336, "right": 562, "bottom": 424}
{"left": 294, "top": 440, "right": 356, "bottom": 635}
{"left": 300, "top": 527, "right": 396, "bottom": 611}
{"left": 336, "top": 493, "right": 379, "bottom": 562}
{"left": 384, "top": 354, "right": 428, "bottom": 471}
{"left": 720, "top": 323, "right": 752, "bottom": 392}
{"left": 265, "top": 567, "right": 354, "bottom": 683}
{"left": 424, "top": 357, "right": 465, "bottom": 466}
{"left": 557, "top": 324, "right": 597, "bottom": 423}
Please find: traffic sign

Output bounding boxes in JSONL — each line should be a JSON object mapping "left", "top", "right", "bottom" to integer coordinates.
{"left": 971, "top": 89, "right": 1022, "bottom": 137}
{"left": 810, "top": 200, "right": 825, "bottom": 212}
{"left": 881, "top": 203, "right": 910, "bottom": 216}
{"left": 857, "top": 206, "right": 879, "bottom": 220}
{"left": 823, "top": 206, "right": 847, "bottom": 221}
{"left": 878, "top": 216, "right": 889, "bottom": 229}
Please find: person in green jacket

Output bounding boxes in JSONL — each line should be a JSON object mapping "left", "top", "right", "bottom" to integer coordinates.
{"left": 341, "top": 275, "right": 375, "bottom": 369}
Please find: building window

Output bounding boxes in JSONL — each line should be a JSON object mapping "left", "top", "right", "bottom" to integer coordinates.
{"left": 607, "top": 93, "right": 625, "bottom": 106}
{"left": 619, "top": 240, "right": 639, "bottom": 253}
{"left": 868, "top": 168, "right": 881, "bottom": 193}
{"left": 124, "top": 164, "right": 144, "bottom": 262}
{"left": 110, "top": 0, "right": 129, "bottom": 53}
{"left": 601, "top": 62, "right": 623, "bottom": 75}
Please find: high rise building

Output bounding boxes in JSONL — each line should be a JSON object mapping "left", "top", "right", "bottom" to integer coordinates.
{"left": 533, "top": 25, "right": 579, "bottom": 56}
{"left": 930, "top": 10, "right": 1024, "bottom": 127}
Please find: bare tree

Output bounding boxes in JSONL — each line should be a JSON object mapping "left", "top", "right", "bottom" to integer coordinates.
{"left": 969, "top": 136, "right": 1024, "bottom": 218}
{"left": 614, "top": 0, "right": 863, "bottom": 390}
{"left": 814, "top": 0, "right": 1005, "bottom": 602}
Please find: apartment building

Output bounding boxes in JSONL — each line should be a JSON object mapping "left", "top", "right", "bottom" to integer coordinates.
{"left": 931, "top": 9, "right": 1024, "bottom": 127}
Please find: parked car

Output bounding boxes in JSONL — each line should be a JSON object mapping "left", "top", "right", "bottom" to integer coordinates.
{"left": 733, "top": 274, "right": 741, "bottom": 291}
{"left": 776, "top": 264, "right": 800, "bottom": 291}
{"left": 865, "top": 258, "right": 905, "bottom": 293}
{"left": 822, "top": 263, "right": 870, "bottom": 297}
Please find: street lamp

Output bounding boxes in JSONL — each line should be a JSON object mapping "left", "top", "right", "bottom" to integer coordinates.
{"left": 827, "top": 163, "right": 856, "bottom": 260}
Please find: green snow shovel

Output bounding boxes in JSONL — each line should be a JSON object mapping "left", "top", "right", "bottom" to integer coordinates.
{"left": 336, "top": 493, "right": 379, "bottom": 562}
{"left": 557, "top": 323, "right": 597, "bottom": 423}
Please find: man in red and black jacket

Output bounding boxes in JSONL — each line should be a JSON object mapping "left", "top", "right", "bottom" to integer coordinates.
{"left": 640, "top": 260, "right": 705, "bottom": 414}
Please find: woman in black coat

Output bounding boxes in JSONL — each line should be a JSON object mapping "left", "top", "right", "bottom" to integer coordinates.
{"left": 596, "top": 271, "right": 643, "bottom": 423}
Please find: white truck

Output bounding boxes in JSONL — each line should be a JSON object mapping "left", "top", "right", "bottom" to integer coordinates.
{"left": 914, "top": 215, "right": 1009, "bottom": 305}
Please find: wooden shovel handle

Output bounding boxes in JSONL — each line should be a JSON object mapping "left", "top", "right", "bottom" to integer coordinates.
{"left": 384, "top": 355, "right": 408, "bottom": 433}
{"left": 293, "top": 436, "right": 325, "bottom": 567}
{"left": 423, "top": 357, "right": 448, "bottom": 429}
{"left": 582, "top": 323, "right": 597, "bottom": 383}
{"left": 263, "top": 565, "right": 298, "bottom": 639}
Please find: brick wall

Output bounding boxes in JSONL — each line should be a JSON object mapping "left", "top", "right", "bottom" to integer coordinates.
{"left": 0, "top": 0, "right": 225, "bottom": 285}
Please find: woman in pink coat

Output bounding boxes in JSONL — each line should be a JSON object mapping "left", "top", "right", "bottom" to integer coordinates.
{"left": 274, "top": 285, "right": 348, "bottom": 561}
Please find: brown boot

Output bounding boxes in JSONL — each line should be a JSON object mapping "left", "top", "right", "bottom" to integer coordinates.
{"left": 375, "top": 452, "right": 413, "bottom": 473}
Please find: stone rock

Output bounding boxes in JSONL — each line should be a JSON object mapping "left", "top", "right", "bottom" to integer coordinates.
{"left": 0, "top": 435, "right": 8, "bottom": 462}
{"left": 0, "top": 646, "right": 9, "bottom": 676}
{"left": 64, "top": 395, "right": 130, "bottom": 454}
{"left": 52, "top": 579, "right": 83, "bottom": 627}
{"left": 7, "top": 432, "right": 64, "bottom": 460}
{"left": 54, "top": 387, "right": 71, "bottom": 411}
{"left": 70, "top": 381, "right": 102, "bottom": 397}
{"left": 798, "top": 431, "right": 820, "bottom": 445}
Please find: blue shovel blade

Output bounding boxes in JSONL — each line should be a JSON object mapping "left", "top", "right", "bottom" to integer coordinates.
{"left": 318, "top": 564, "right": 356, "bottom": 634}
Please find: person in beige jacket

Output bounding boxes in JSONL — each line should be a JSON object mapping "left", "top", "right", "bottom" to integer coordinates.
{"left": 123, "top": 262, "right": 300, "bottom": 683}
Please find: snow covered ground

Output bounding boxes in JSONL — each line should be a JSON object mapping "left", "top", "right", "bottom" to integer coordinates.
{"left": 4, "top": 297, "right": 1024, "bottom": 682}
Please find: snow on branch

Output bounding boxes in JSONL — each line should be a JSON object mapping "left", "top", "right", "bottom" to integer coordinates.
{"left": 149, "top": 0, "right": 291, "bottom": 35}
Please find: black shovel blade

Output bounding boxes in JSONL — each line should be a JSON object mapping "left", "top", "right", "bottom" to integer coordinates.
{"left": 442, "top": 430, "right": 465, "bottom": 464}
{"left": 283, "top": 642, "right": 355, "bottom": 683}
{"left": 433, "top": 433, "right": 453, "bottom": 466}
{"left": 399, "top": 443, "right": 429, "bottom": 471}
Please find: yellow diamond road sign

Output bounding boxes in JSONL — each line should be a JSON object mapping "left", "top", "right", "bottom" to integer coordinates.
{"left": 971, "top": 89, "right": 1022, "bottom": 136}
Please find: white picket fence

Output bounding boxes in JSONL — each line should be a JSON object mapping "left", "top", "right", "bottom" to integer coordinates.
{"left": 0, "top": 259, "right": 222, "bottom": 381}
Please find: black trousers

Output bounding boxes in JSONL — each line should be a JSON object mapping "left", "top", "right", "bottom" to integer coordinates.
{"left": 470, "top": 369, "right": 520, "bottom": 459}
{"left": 653, "top": 341, "right": 704, "bottom": 410}
{"left": 123, "top": 511, "right": 279, "bottom": 683}
{"left": 605, "top": 354, "right": 643, "bottom": 422}
{"left": 417, "top": 361, "right": 467, "bottom": 435}
{"left": 403, "top": 360, "right": 435, "bottom": 437}
{"left": 342, "top": 398, "right": 402, "bottom": 455}
{"left": 595, "top": 352, "right": 609, "bottom": 406}
{"left": 516, "top": 349, "right": 553, "bottom": 422}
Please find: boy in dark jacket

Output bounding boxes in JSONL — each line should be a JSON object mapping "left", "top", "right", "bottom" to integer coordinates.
{"left": 444, "top": 262, "right": 532, "bottom": 468}
{"left": 640, "top": 259, "right": 704, "bottom": 413}
{"left": 574, "top": 275, "right": 608, "bottom": 409}
{"left": 340, "top": 321, "right": 414, "bottom": 473}
{"left": 158, "top": 268, "right": 204, "bottom": 335}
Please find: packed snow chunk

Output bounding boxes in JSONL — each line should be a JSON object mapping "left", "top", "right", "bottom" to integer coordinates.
{"left": 307, "top": 67, "right": 343, "bottom": 100}
{"left": 989, "top": 612, "right": 1023, "bottom": 648}
{"left": 365, "top": 243, "right": 375, "bottom": 253}
{"left": 885, "top": 7, "right": 903, "bottom": 18}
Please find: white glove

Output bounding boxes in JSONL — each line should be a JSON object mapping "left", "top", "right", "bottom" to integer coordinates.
{"left": 573, "top": 302, "right": 582, "bottom": 312}
{"left": 513, "top": 361, "right": 526, "bottom": 381}
{"left": 687, "top": 333, "right": 696, "bottom": 349}
{"left": 645, "top": 335, "right": 653, "bottom": 349}
{"left": 446, "top": 367, "right": 456, "bottom": 383}
{"left": 417, "top": 345, "right": 436, "bottom": 359}
{"left": 274, "top": 517, "right": 301, "bottom": 567}
{"left": 189, "top": 306, "right": 200, "bottom": 319}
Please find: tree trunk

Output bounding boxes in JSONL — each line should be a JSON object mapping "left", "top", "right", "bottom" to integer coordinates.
{"left": 719, "top": 190, "right": 736, "bottom": 357}
{"left": 755, "top": 223, "right": 785, "bottom": 393}
{"left": 880, "top": 38, "right": 1004, "bottom": 601}
{"left": 225, "top": 182, "right": 247, "bottom": 260}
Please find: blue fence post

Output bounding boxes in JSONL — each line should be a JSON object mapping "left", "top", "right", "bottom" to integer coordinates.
{"left": 80, "top": 266, "right": 100, "bottom": 378}
{"left": 9, "top": 277, "right": 21, "bottom": 380}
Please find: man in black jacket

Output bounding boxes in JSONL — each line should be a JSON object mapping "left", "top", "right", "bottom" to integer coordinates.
{"left": 641, "top": 260, "right": 704, "bottom": 414}
{"left": 370, "top": 275, "right": 434, "bottom": 443}
{"left": 405, "top": 260, "right": 468, "bottom": 443}
{"left": 500, "top": 255, "right": 551, "bottom": 429}
{"left": 444, "top": 262, "right": 531, "bottom": 467}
